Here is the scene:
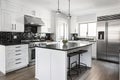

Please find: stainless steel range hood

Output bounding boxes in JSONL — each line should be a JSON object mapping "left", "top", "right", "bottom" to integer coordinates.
{"left": 24, "top": 15, "right": 45, "bottom": 26}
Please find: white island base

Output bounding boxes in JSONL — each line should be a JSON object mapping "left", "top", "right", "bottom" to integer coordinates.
{"left": 35, "top": 45, "right": 92, "bottom": 80}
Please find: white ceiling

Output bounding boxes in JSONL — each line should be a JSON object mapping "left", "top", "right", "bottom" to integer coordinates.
{"left": 22, "top": 0, "right": 120, "bottom": 16}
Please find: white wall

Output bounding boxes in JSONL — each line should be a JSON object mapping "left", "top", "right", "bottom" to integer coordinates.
{"left": 76, "top": 14, "right": 97, "bottom": 23}
{"left": 96, "top": 5, "right": 120, "bottom": 17}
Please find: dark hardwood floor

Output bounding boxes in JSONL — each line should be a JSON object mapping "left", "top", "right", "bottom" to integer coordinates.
{"left": 72, "top": 60, "right": 119, "bottom": 80}
{"left": 0, "top": 60, "right": 119, "bottom": 80}
{"left": 0, "top": 66, "right": 35, "bottom": 80}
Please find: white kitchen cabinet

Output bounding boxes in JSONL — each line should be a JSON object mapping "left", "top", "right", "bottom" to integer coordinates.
{"left": 36, "top": 48, "right": 51, "bottom": 80}
{"left": 1, "top": 10, "right": 13, "bottom": 32}
{"left": 80, "top": 46, "right": 92, "bottom": 67}
{"left": 36, "top": 45, "right": 92, "bottom": 80}
{"left": 41, "top": 18, "right": 53, "bottom": 33}
{"left": 0, "top": 0, "right": 24, "bottom": 32}
{"left": 69, "top": 40, "right": 96, "bottom": 59}
{"left": 0, "top": 0, "right": 22, "bottom": 13}
{"left": 14, "top": 13, "right": 24, "bottom": 32}
{"left": 0, "top": 44, "right": 29, "bottom": 74}
{"left": 6, "top": 44, "right": 28, "bottom": 73}
{"left": 1, "top": 10, "right": 24, "bottom": 32}
{"left": 91, "top": 42, "right": 97, "bottom": 59}
{"left": 70, "top": 25, "right": 78, "bottom": 33}
{"left": 70, "top": 17, "right": 78, "bottom": 33}
{"left": 0, "top": 11, "right": 1, "bottom": 31}
{"left": 36, "top": 48, "right": 67, "bottom": 80}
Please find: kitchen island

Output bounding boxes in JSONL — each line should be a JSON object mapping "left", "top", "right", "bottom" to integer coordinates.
{"left": 35, "top": 42, "right": 92, "bottom": 80}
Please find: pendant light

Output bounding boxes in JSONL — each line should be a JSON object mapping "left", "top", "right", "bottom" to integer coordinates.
{"left": 68, "top": 0, "right": 71, "bottom": 19}
{"left": 56, "top": 0, "right": 61, "bottom": 14}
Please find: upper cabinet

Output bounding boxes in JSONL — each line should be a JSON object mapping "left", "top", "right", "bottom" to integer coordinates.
{"left": 1, "top": 10, "right": 13, "bottom": 32}
{"left": 70, "top": 17, "right": 79, "bottom": 33}
{"left": 0, "top": 0, "right": 24, "bottom": 32}
{"left": 0, "top": 11, "right": 1, "bottom": 31}
{"left": 0, "top": 0, "right": 53, "bottom": 33}
{"left": 70, "top": 26, "right": 78, "bottom": 33}
{"left": 0, "top": 0, "right": 22, "bottom": 13}
{"left": 14, "top": 12, "right": 24, "bottom": 32}
{"left": 1, "top": 10, "right": 24, "bottom": 32}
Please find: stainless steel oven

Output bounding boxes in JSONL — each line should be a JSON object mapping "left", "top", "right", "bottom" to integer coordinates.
{"left": 29, "top": 47, "right": 35, "bottom": 65}
{"left": 28, "top": 42, "right": 36, "bottom": 65}
{"left": 28, "top": 42, "right": 48, "bottom": 65}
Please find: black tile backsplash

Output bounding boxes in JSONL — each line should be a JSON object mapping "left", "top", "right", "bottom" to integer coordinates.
{"left": 0, "top": 32, "right": 23, "bottom": 44}
{"left": 0, "top": 32, "right": 55, "bottom": 45}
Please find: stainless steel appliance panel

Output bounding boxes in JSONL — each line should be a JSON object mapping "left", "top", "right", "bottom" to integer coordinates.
{"left": 107, "top": 20, "right": 120, "bottom": 62}
{"left": 97, "top": 21, "right": 107, "bottom": 60}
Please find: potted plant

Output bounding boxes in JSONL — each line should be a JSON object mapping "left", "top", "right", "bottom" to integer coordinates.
{"left": 62, "top": 39, "right": 68, "bottom": 45}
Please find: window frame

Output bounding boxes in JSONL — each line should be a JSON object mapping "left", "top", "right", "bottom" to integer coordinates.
{"left": 78, "top": 22, "right": 97, "bottom": 37}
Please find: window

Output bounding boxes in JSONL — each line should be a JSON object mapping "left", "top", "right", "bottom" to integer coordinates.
{"left": 79, "top": 24, "right": 87, "bottom": 37}
{"left": 56, "top": 20, "right": 68, "bottom": 41}
{"left": 88, "top": 23, "right": 96, "bottom": 36}
{"left": 79, "top": 22, "right": 96, "bottom": 37}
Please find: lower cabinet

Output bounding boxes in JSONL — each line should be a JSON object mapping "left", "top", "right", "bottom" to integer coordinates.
{"left": 1, "top": 44, "right": 29, "bottom": 74}
{"left": 36, "top": 48, "right": 67, "bottom": 80}
{"left": 119, "top": 54, "right": 120, "bottom": 80}
{"left": 91, "top": 42, "right": 97, "bottom": 59}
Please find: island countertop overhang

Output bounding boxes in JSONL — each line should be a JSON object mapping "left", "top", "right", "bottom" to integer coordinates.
{"left": 35, "top": 42, "right": 92, "bottom": 51}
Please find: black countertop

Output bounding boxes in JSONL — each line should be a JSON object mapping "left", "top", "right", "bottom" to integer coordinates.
{"left": 0, "top": 43, "right": 28, "bottom": 46}
{"left": 36, "top": 42, "right": 92, "bottom": 51}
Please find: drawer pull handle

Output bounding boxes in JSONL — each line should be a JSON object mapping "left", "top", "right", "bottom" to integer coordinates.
{"left": 16, "top": 46, "right": 21, "bottom": 48}
{"left": 16, "top": 53, "right": 21, "bottom": 55}
{"left": 16, "top": 58, "right": 21, "bottom": 61}
{"left": 15, "top": 50, "right": 21, "bottom": 52}
{"left": 16, "top": 62, "right": 21, "bottom": 64}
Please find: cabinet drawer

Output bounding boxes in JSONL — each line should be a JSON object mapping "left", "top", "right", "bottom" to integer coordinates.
{"left": 7, "top": 56, "right": 27, "bottom": 63}
{"left": 7, "top": 51, "right": 27, "bottom": 61}
{"left": 6, "top": 57, "right": 28, "bottom": 70}
{"left": 6, "top": 48, "right": 28, "bottom": 60}
{"left": 6, "top": 62, "right": 24, "bottom": 72}
{"left": 6, "top": 44, "right": 28, "bottom": 52}
{"left": 6, "top": 44, "right": 28, "bottom": 72}
{"left": 14, "top": 45, "right": 28, "bottom": 50}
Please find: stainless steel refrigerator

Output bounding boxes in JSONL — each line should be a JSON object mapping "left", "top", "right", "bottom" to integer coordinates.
{"left": 97, "top": 16, "right": 120, "bottom": 63}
